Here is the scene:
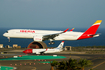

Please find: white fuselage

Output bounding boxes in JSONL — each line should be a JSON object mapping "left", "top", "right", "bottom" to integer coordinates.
{"left": 33, "top": 49, "right": 62, "bottom": 54}
{"left": 23, "top": 41, "right": 64, "bottom": 54}
{"left": 3, "top": 20, "right": 102, "bottom": 42}
{"left": 3, "top": 29, "right": 83, "bottom": 41}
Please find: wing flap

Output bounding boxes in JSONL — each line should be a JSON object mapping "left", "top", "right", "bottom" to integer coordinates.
{"left": 43, "top": 28, "right": 69, "bottom": 40}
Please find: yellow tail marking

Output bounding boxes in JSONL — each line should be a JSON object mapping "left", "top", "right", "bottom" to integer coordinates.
{"left": 93, "top": 20, "right": 102, "bottom": 25}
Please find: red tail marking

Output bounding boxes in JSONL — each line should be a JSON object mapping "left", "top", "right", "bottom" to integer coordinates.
{"left": 77, "top": 20, "right": 101, "bottom": 40}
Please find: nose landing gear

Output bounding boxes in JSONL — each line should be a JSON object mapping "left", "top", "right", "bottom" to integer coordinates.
{"left": 7, "top": 37, "right": 10, "bottom": 42}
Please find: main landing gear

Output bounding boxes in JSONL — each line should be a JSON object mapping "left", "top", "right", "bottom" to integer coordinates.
{"left": 48, "top": 41, "right": 55, "bottom": 45}
{"left": 48, "top": 39, "right": 55, "bottom": 45}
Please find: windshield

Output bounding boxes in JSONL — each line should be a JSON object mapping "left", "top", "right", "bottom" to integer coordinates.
{"left": 5, "top": 31, "right": 8, "bottom": 33}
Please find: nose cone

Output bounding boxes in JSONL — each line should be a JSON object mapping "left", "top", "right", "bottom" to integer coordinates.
{"left": 23, "top": 50, "right": 27, "bottom": 54}
{"left": 3, "top": 33, "right": 6, "bottom": 36}
{"left": 23, "top": 51, "right": 25, "bottom": 53}
{"left": 3, "top": 33, "right": 8, "bottom": 37}
{"left": 23, "top": 49, "right": 32, "bottom": 54}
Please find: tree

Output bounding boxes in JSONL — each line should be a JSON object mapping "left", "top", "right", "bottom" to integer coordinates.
{"left": 50, "top": 58, "right": 93, "bottom": 70}
{"left": 50, "top": 60, "right": 59, "bottom": 70}
{"left": 57, "top": 58, "right": 78, "bottom": 70}
{"left": 66, "top": 58, "right": 78, "bottom": 70}
{"left": 78, "top": 59, "right": 93, "bottom": 70}
{"left": 57, "top": 61, "right": 67, "bottom": 70}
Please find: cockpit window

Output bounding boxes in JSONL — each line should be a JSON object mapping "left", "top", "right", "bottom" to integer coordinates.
{"left": 6, "top": 31, "right": 8, "bottom": 33}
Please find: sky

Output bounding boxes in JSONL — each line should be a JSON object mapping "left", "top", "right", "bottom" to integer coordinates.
{"left": 0, "top": 0, "right": 105, "bottom": 29}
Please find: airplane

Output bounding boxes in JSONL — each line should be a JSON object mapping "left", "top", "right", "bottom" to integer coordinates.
{"left": 23, "top": 41, "right": 64, "bottom": 54}
{"left": 3, "top": 20, "right": 102, "bottom": 44}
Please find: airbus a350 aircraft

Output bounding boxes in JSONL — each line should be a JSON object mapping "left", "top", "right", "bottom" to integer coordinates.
{"left": 23, "top": 41, "right": 64, "bottom": 54}
{"left": 3, "top": 20, "right": 102, "bottom": 44}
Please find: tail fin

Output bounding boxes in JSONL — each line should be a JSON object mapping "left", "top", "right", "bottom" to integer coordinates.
{"left": 78, "top": 20, "right": 102, "bottom": 40}
{"left": 55, "top": 41, "right": 64, "bottom": 49}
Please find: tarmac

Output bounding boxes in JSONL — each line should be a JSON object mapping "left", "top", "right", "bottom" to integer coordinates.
{"left": 0, "top": 55, "right": 66, "bottom": 60}
{"left": 0, "top": 50, "right": 105, "bottom": 70}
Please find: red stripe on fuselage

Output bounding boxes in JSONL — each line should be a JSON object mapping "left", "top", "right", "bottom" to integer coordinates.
{"left": 23, "top": 49, "right": 32, "bottom": 54}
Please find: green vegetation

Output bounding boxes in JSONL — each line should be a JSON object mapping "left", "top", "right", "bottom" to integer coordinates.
{"left": 77, "top": 45, "right": 105, "bottom": 48}
{"left": 50, "top": 58, "right": 93, "bottom": 70}
{"left": 50, "top": 60, "right": 59, "bottom": 70}
{"left": 72, "top": 46, "right": 105, "bottom": 51}
{"left": 78, "top": 59, "right": 93, "bottom": 70}
{"left": 69, "top": 46, "right": 105, "bottom": 54}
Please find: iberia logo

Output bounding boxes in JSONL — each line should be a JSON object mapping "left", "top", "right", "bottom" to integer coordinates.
{"left": 20, "top": 30, "right": 35, "bottom": 33}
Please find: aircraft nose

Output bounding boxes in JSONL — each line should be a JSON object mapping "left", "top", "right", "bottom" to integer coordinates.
{"left": 3, "top": 33, "right": 6, "bottom": 36}
{"left": 23, "top": 50, "right": 26, "bottom": 53}
{"left": 23, "top": 51, "right": 25, "bottom": 53}
{"left": 3, "top": 33, "right": 7, "bottom": 37}
{"left": 23, "top": 49, "right": 32, "bottom": 54}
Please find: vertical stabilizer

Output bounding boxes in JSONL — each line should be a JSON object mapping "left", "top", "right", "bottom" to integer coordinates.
{"left": 78, "top": 20, "right": 102, "bottom": 40}
{"left": 55, "top": 41, "right": 64, "bottom": 49}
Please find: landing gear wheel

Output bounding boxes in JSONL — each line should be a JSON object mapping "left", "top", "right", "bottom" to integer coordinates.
{"left": 48, "top": 42, "right": 55, "bottom": 45}
{"left": 41, "top": 53, "right": 45, "bottom": 55}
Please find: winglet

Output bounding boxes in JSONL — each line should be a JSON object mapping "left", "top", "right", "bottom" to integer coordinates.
{"left": 63, "top": 28, "right": 69, "bottom": 33}
{"left": 70, "top": 28, "right": 74, "bottom": 31}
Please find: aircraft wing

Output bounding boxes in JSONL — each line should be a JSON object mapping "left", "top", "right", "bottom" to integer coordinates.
{"left": 43, "top": 28, "right": 69, "bottom": 41}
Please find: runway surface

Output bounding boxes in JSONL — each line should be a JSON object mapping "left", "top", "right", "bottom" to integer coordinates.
{"left": 0, "top": 52, "right": 105, "bottom": 70}
{"left": 0, "top": 55, "right": 66, "bottom": 60}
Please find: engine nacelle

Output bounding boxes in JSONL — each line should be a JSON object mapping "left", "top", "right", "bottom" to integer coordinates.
{"left": 33, "top": 35, "right": 43, "bottom": 41}
{"left": 36, "top": 52, "right": 40, "bottom": 54}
